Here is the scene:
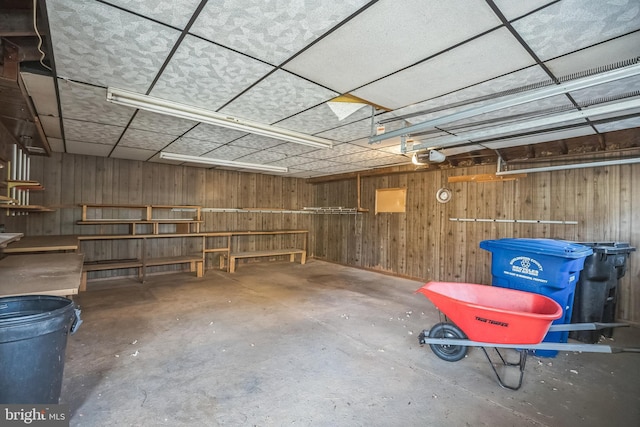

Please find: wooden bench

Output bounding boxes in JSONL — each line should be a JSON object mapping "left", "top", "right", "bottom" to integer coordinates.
{"left": 81, "top": 255, "right": 203, "bottom": 290}
{"left": 228, "top": 249, "right": 306, "bottom": 273}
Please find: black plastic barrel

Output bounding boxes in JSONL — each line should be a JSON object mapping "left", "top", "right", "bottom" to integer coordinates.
{"left": 0, "top": 295, "right": 77, "bottom": 404}
{"left": 570, "top": 242, "right": 636, "bottom": 343}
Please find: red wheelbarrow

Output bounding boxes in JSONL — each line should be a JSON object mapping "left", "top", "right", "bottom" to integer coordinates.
{"left": 416, "top": 282, "right": 640, "bottom": 390}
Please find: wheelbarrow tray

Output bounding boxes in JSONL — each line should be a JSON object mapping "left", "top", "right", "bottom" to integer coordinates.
{"left": 416, "top": 282, "right": 562, "bottom": 345}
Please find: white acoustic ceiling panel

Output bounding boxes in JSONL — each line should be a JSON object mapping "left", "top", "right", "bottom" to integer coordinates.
{"left": 66, "top": 140, "right": 113, "bottom": 157}
{"left": 268, "top": 142, "right": 320, "bottom": 156}
{"left": 492, "top": 0, "right": 555, "bottom": 21}
{"left": 544, "top": 31, "right": 640, "bottom": 77}
{"left": 235, "top": 150, "right": 287, "bottom": 164}
{"left": 47, "top": 0, "right": 181, "bottom": 92}
{"left": 182, "top": 124, "right": 247, "bottom": 143}
{"left": 204, "top": 145, "right": 258, "bottom": 160}
{"left": 265, "top": 156, "right": 316, "bottom": 168}
{"left": 277, "top": 103, "right": 374, "bottom": 134}
{"left": 384, "top": 65, "right": 550, "bottom": 123}
{"left": 191, "top": 0, "right": 370, "bottom": 65}
{"left": 221, "top": 70, "right": 338, "bottom": 124}
{"left": 352, "top": 28, "right": 535, "bottom": 109}
{"left": 227, "top": 134, "right": 287, "bottom": 150}
{"left": 513, "top": 0, "right": 640, "bottom": 62}
{"left": 283, "top": 0, "right": 501, "bottom": 93}
{"left": 119, "top": 128, "right": 178, "bottom": 151}
{"left": 150, "top": 35, "right": 274, "bottom": 111}
{"left": 59, "top": 82, "right": 133, "bottom": 126}
{"left": 63, "top": 119, "right": 124, "bottom": 146}
{"left": 111, "top": 146, "right": 158, "bottom": 160}
{"left": 105, "top": 0, "right": 202, "bottom": 29}
{"left": 129, "top": 110, "right": 197, "bottom": 135}
{"left": 162, "top": 138, "right": 222, "bottom": 156}
{"left": 47, "top": 138, "right": 65, "bottom": 153}
{"left": 299, "top": 142, "right": 367, "bottom": 160}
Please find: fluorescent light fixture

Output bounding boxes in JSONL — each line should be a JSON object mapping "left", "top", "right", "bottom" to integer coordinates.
{"left": 107, "top": 88, "right": 334, "bottom": 149}
{"left": 159, "top": 152, "right": 288, "bottom": 173}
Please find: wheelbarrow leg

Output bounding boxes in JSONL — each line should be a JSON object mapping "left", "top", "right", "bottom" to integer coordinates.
{"left": 480, "top": 348, "right": 528, "bottom": 391}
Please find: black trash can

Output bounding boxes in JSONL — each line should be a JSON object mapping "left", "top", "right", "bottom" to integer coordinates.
{"left": 0, "top": 295, "right": 78, "bottom": 404}
{"left": 570, "top": 242, "right": 636, "bottom": 343}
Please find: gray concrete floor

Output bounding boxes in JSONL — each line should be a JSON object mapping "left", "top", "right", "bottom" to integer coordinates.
{"left": 62, "top": 260, "right": 640, "bottom": 426}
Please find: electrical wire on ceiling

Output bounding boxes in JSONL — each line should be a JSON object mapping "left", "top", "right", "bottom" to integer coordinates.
{"left": 33, "top": 0, "right": 51, "bottom": 72}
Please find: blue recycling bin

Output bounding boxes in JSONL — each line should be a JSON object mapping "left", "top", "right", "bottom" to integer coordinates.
{"left": 479, "top": 238, "right": 593, "bottom": 357}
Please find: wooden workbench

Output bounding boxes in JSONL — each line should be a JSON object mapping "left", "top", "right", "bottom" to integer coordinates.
{"left": 0, "top": 233, "right": 23, "bottom": 248}
{"left": 2, "top": 234, "right": 79, "bottom": 253}
{"left": 0, "top": 253, "right": 84, "bottom": 297}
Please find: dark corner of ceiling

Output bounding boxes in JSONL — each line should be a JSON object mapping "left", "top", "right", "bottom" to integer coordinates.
{"left": 0, "top": 0, "right": 56, "bottom": 157}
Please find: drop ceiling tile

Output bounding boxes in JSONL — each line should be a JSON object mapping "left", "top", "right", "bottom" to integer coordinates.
{"left": 513, "top": 0, "right": 640, "bottom": 62}
{"left": 20, "top": 72, "right": 58, "bottom": 116}
{"left": 335, "top": 149, "right": 394, "bottom": 163}
{"left": 105, "top": 0, "right": 202, "bottom": 29}
{"left": 352, "top": 28, "right": 536, "bottom": 109}
{"left": 283, "top": 0, "right": 501, "bottom": 93}
{"left": 235, "top": 150, "right": 287, "bottom": 163}
{"left": 227, "top": 134, "right": 286, "bottom": 150}
{"left": 265, "top": 156, "right": 316, "bottom": 168}
{"left": 47, "top": 0, "right": 181, "bottom": 92}
{"left": 59, "top": 82, "right": 133, "bottom": 126}
{"left": 353, "top": 155, "right": 410, "bottom": 168}
{"left": 220, "top": 70, "right": 338, "bottom": 123}
{"left": 277, "top": 103, "right": 374, "bottom": 134}
{"left": 350, "top": 136, "right": 405, "bottom": 150}
{"left": 302, "top": 160, "right": 347, "bottom": 170}
{"left": 111, "top": 146, "right": 157, "bottom": 160}
{"left": 182, "top": 124, "right": 247, "bottom": 143}
{"left": 150, "top": 35, "right": 274, "bottom": 110}
{"left": 40, "top": 116, "right": 62, "bottom": 139}
{"left": 129, "top": 110, "right": 197, "bottom": 135}
{"left": 63, "top": 119, "right": 124, "bottom": 145}
{"left": 314, "top": 164, "right": 365, "bottom": 174}
{"left": 545, "top": 32, "right": 640, "bottom": 77}
{"left": 266, "top": 142, "right": 320, "bottom": 156}
{"left": 119, "top": 128, "right": 177, "bottom": 150}
{"left": 191, "top": 0, "right": 370, "bottom": 65}
{"left": 66, "top": 140, "right": 114, "bottom": 156}
{"left": 492, "top": 0, "right": 555, "bottom": 21}
{"left": 595, "top": 116, "right": 640, "bottom": 132}
{"left": 384, "top": 65, "right": 550, "bottom": 123}
{"left": 47, "top": 138, "right": 65, "bottom": 152}
{"left": 316, "top": 116, "right": 406, "bottom": 143}
{"left": 569, "top": 75, "right": 640, "bottom": 104}
{"left": 204, "top": 145, "right": 258, "bottom": 160}
{"left": 163, "top": 138, "right": 222, "bottom": 156}
{"left": 299, "top": 143, "right": 367, "bottom": 160}
{"left": 481, "top": 126, "right": 596, "bottom": 149}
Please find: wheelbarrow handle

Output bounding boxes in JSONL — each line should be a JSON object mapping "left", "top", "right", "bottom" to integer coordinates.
{"left": 548, "top": 322, "right": 630, "bottom": 332}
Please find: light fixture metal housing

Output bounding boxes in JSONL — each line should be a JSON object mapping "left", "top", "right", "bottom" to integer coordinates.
{"left": 107, "top": 88, "right": 334, "bottom": 149}
{"left": 159, "top": 152, "right": 288, "bottom": 173}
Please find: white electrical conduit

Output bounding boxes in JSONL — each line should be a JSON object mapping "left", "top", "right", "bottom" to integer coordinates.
{"left": 496, "top": 156, "right": 640, "bottom": 175}
{"left": 370, "top": 62, "right": 640, "bottom": 145}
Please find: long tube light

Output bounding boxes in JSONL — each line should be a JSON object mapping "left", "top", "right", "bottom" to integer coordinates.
{"left": 370, "top": 61, "right": 640, "bottom": 144}
{"left": 107, "top": 88, "right": 334, "bottom": 149}
{"left": 410, "top": 97, "right": 640, "bottom": 152}
{"left": 159, "top": 152, "right": 288, "bottom": 173}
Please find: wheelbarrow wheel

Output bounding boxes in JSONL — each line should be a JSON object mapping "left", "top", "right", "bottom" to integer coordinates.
{"left": 428, "top": 322, "right": 468, "bottom": 362}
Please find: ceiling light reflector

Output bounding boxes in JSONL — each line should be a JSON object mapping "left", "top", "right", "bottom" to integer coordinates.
{"left": 107, "top": 88, "right": 334, "bottom": 149}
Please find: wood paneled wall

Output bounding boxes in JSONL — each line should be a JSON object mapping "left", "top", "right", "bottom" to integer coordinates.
{"left": 313, "top": 162, "right": 640, "bottom": 324}
{"left": 4, "top": 151, "right": 639, "bottom": 323}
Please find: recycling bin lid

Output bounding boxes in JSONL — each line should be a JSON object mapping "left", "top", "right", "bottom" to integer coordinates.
{"left": 480, "top": 238, "right": 593, "bottom": 259}
{"left": 576, "top": 242, "right": 636, "bottom": 254}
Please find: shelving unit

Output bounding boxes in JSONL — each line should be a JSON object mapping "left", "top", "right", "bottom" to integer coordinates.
{"left": 77, "top": 204, "right": 203, "bottom": 234}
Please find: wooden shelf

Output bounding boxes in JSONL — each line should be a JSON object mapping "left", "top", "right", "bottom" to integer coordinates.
{"left": 7, "top": 180, "right": 44, "bottom": 191}
{"left": 2, "top": 235, "right": 78, "bottom": 253}
{"left": 3, "top": 204, "right": 54, "bottom": 212}
{"left": 0, "top": 232, "right": 23, "bottom": 248}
